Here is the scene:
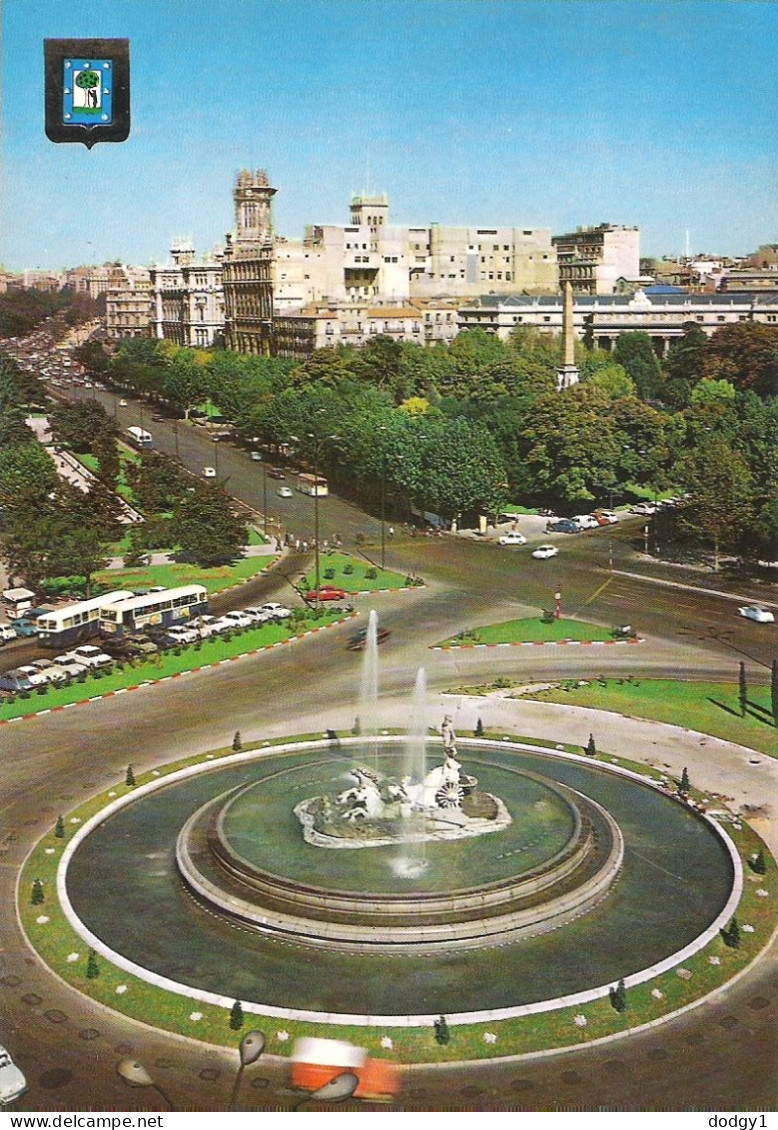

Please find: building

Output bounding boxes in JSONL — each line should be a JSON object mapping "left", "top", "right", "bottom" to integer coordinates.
{"left": 719, "top": 270, "right": 778, "bottom": 294}
{"left": 274, "top": 297, "right": 461, "bottom": 358}
{"left": 552, "top": 224, "right": 640, "bottom": 295}
{"left": 222, "top": 169, "right": 276, "bottom": 355}
{"left": 105, "top": 267, "right": 153, "bottom": 341}
{"left": 149, "top": 240, "right": 224, "bottom": 348}
{"left": 458, "top": 290, "right": 778, "bottom": 355}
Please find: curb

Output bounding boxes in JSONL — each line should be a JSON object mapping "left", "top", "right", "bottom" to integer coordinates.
{"left": 432, "top": 637, "right": 644, "bottom": 651}
{"left": 0, "top": 613, "right": 359, "bottom": 728}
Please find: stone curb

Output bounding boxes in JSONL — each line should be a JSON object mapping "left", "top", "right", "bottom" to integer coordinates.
{"left": 432, "top": 638, "right": 644, "bottom": 651}
{"left": 0, "top": 614, "right": 359, "bottom": 728}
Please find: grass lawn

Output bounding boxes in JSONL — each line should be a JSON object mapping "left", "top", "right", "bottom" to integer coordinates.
{"left": 522, "top": 679, "right": 778, "bottom": 758}
{"left": 304, "top": 552, "right": 409, "bottom": 592}
{"left": 94, "top": 553, "right": 277, "bottom": 596}
{"left": 439, "top": 617, "right": 615, "bottom": 647}
{"left": 0, "top": 612, "right": 347, "bottom": 722}
{"left": 75, "top": 448, "right": 141, "bottom": 507}
{"left": 18, "top": 730, "right": 777, "bottom": 1063}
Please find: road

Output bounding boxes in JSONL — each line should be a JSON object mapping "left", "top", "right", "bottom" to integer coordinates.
{"left": 1, "top": 380, "right": 776, "bottom": 1112}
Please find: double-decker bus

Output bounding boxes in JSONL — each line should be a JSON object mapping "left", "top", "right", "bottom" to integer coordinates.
{"left": 37, "top": 591, "right": 135, "bottom": 649}
{"left": 296, "top": 473, "right": 328, "bottom": 497}
{"left": 99, "top": 585, "right": 209, "bottom": 638}
{"left": 127, "top": 426, "right": 153, "bottom": 447}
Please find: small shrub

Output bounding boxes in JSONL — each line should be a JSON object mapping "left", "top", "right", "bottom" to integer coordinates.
{"left": 31, "top": 878, "right": 44, "bottom": 905}
{"left": 541, "top": 609, "right": 555, "bottom": 624}
{"left": 55, "top": 815, "right": 65, "bottom": 838}
{"left": 232, "top": 731, "right": 242, "bottom": 752}
{"left": 585, "top": 734, "right": 596, "bottom": 757}
{"left": 343, "top": 563, "right": 354, "bottom": 575}
{"left": 86, "top": 949, "right": 100, "bottom": 979}
{"left": 433, "top": 1015, "right": 450, "bottom": 1045}
{"left": 125, "top": 764, "right": 136, "bottom": 787}
{"left": 323, "top": 567, "right": 336, "bottom": 581}
{"left": 36, "top": 685, "right": 48, "bottom": 696}
{"left": 721, "top": 917, "right": 740, "bottom": 948}
{"left": 609, "top": 979, "right": 627, "bottom": 1012}
{"left": 749, "top": 847, "right": 767, "bottom": 875}
{"left": 474, "top": 717, "right": 484, "bottom": 737}
{"left": 365, "top": 566, "right": 378, "bottom": 580}
{"left": 229, "top": 999, "right": 244, "bottom": 1030}
{"left": 19, "top": 690, "right": 31, "bottom": 700}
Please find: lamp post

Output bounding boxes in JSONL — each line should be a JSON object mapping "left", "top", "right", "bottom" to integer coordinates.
{"left": 228, "top": 1030, "right": 266, "bottom": 1112}
{"left": 173, "top": 417, "right": 180, "bottom": 460}
{"left": 290, "top": 1072, "right": 359, "bottom": 1112}
{"left": 116, "top": 1058, "right": 175, "bottom": 1110}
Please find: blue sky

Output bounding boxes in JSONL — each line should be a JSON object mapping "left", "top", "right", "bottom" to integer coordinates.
{"left": 2, "top": 0, "right": 776, "bottom": 270}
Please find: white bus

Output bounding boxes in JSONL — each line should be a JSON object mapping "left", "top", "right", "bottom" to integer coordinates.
{"left": 99, "top": 585, "right": 209, "bottom": 638}
{"left": 127, "top": 426, "right": 153, "bottom": 447}
{"left": 37, "top": 591, "right": 136, "bottom": 649}
{"left": 296, "top": 472, "right": 329, "bottom": 497}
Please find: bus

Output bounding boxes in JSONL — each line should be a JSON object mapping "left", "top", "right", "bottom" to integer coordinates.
{"left": 37, "top": 591, "right": 135, "bottom": 649}
{"left": 290, "top": 1038, "right": 399, "bottom": 1102}
{"left": 99, "top": 585, "right": 209, "bottom": 638}
{"left": 296, "top": 473, "right": 328, "bottom": 497}
{"left": 127, "top": 426, "right": 153, "bottom": 447}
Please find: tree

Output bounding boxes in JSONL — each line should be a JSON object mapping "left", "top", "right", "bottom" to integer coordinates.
{"left": 690, "top": 378, "right": 737, "bottom": 410}
{"left": 0, "top": 441, "right": 58, "bottom": 512}
{"left": 75, "top": 68, "right": 100, "bottom": 108}
{"left": 232, "top": 731, "right": 242, "bottom": 752}
{"left": 433, "top": 1015, "right": 450, "bottom": 1045}
{"left": 474, "top": 717, "right": 484, "bottom": 737}
{"left": 585, "top": 733, "right": 596, "bottom": 757}
{"left": 738, "top": 662, "right": 748, "bottom": 718}
{"left": 609, "top": 979, "right": 627, "bottom": 1012}
{"left": 749, "top": 847, "right": 767, "bottom": 876}
{"left": 663, "top": 322, "right": 708, "bottom": 389}
{"left": 679, "top": 767, "right": 690, "bottom": 794}
{"left": 172, "top": 483, "right": 247, "bottom": 566}
{"left": 125, "top": 764, "right": 136, "bottom": 787}
{"left": 229, "top": 1000, "right": 244, "bottom": 1030}
{"left": 55, "top": 815, "right": 65, "bottom": 839}
{"left": 702, "top": 323, "right": 778, "bottom": 398}
{"left": 675, "top": 434, "right": 755, "bottom": 571}
{"left": 86, "top": 949, "right": 100, "bottom": 978}
{"left": 612, "top": 332, "right": 662, "bottom": 400}
{"left": 31, "top": 878, "right": 44, "bottom": 905}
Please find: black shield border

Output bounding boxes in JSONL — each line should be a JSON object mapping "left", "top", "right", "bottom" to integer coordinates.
{"left": 44, "top": 38, "right": 130, "bottom": 148}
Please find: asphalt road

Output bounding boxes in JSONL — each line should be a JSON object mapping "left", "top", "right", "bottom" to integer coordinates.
{"left": 1, "top": 380, "right": 776, "bottom": 1112}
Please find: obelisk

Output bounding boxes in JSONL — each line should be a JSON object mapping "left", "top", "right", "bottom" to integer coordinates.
{"left": 556, "top": 281, "right": 580, "bottom": 390}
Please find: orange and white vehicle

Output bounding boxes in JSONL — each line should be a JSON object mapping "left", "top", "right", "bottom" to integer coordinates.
{"left": 290, "top": 1037, "right": 400, "bottom": 1101}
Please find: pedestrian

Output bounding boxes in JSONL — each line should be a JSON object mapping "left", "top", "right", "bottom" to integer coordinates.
{"left": 295, "top": 538, "right": 300, "bottom": 551}
{"left": 388, "top": 526, "right": 394, "bottom": 539}
{"left": 303, "top": 540, "right": 308, "bottom": 553}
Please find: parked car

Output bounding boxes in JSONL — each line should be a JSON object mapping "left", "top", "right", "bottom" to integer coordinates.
{"left": 572, "top": 514, "right": 599, "bottom": 530}
{"left": 267, "top": 467, "right": 286, "bottom": 480}
{"left": 250, "top": 451, "right": 262, "bottom": 462}
{"left": 240, "top": 606, "right": 271, "bottom": 625}
{"left": 347, "top": 627, "right": 391, "bottom": 650}
{"left": 532, "top": 544, "right": 559, "bottom": 560}
{"left": 221, "top": 610, "right": 254, "bottom": 629}
{"left": 306, "top": 586, "right": 347, "bottom": 602}
{"left": 29, "top": 659, "right": 70, "bottom": 683}
{"left": 547, "top": 519, "right": 580, "bottom": 534}
{"left": 164, "top": 625, "right": 200, "bottom": 645}
{"left": 64, "top": 645, "right": 113, "bottom": 669}
{"left": 630, "top": 502, "right": 658, "bottom": 516}
{"left": 0, "top": 624, "right": 18, "bottom": 644}
{"left": 52, "top": 656, "right": 89, "bottom": 678}
{"left": 277, "top": 485, "right": 293, "bottom": 497}
{"left": 118, "top": 399, "right": 128, "bottom": 407}
{"left": 498, "top": 530, "right": 527, "bottom": 546}
{"left": 259, "top": 602, "right": 292, "bottom": 622}
{"left": 15, "top": 664, "right": 49, "bottom": 688}
{"left": 738, "top": 606, "right": 775, "bottom": 624}
{"left": 190, "top": 615, "right": 226, "bottom": 637}
{"left": 0, "top": 669, "right": 35, "bottom": 693}
{"left": 202, "top": 466, "right": 217, "bottom": 478}
{"left": 10, "top": 617, "right": 42, "bottom": 638}
{"left": 592, "top": 509, "right": 619, "bottom": 525}
{"left": 0, "top": 1044, "right": 27, "bottom": 1106}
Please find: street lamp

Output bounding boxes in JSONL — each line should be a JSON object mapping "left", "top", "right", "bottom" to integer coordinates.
{"left": 228, "top": 1030, "right": 266, "bottom": 1112}
{"left": 116, "top": 1058, "right": 175, "bottom": 1110}
{"left": 290, "top": 1071, "right": 359, "bottom": 1111}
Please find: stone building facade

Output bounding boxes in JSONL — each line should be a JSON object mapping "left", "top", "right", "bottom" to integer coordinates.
{"left": 221, "top": 169, "right": 276, "bottom": 355}
{"left": 552, "top": 224, "right": 640, "bottom": 295}
{"left": 105, "top": 267, "right": 153, "bottom": 340}
{"left": 149, "top": 240, "right": 224, "bottom": 348}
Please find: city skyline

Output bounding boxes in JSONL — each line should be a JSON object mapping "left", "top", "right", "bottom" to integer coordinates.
{"left": 2, "top": 0, "right": 777, "bottom": 272}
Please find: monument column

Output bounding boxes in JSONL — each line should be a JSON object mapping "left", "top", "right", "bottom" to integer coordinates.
{"left": 556, "top": 281, "right": 581, "bottom": 390}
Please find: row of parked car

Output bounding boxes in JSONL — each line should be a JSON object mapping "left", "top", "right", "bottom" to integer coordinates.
{"left": 0, "top": 603, "right": 294, "bottom": 694}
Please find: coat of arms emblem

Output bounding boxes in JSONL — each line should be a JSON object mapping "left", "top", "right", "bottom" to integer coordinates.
{"left": 45, "top": 38, "right": 130, "bottom": 148}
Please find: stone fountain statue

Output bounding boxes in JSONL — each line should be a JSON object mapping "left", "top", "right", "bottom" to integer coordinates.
{"left": 294, "top": 716, "right": 511, "bottom": 849}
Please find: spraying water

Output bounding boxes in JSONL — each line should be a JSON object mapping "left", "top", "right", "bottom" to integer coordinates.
{"left": 393, "top": 667, "right": 429, "bottom": 879}
{"left": 357, "top": 609, "right": 380, "bottom": 769}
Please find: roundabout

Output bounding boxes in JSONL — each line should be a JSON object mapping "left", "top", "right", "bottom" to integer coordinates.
{"left": 25, "top": 730, "right": 757, "bottom": 1041}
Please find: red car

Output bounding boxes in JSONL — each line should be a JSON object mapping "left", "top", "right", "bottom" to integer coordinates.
{"left": 306, "top": 586, "right": 347, "bottom": 602}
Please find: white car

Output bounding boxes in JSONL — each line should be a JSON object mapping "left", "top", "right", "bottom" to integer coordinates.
{"left": 738, "top": 606, "right": 775, "bottom": 624}
{"left": 250, "top": 451, "right": 262, "bottom": 462}
{"left": 202, "top": 466, "right": 217, "bottom": 478}
{"left": 630, "top": 502, "right": 658, "bottom": 516}
{"left": 573, "top": 514, "right": 600, "bottom": 530}
{"left": 64, "top": 645, "right": 113, "bottom": 669}
{"left": 532, "top": 544, "right": 559, "bottom": 560}
{"left": 277, "top": 485, "right": 293, "bottom": 498}
{"left": 165, "top": 625, "right": 199, "bottom": 644}
{"left": 259, "top": 602, "right": 292, "bottom": 621}
{"left": 30, "top": 659, "right": 70, "bottom": 683}
{"left": 0, "top": 1044, "right": 26, "bottom": 1106}
{"left": 0, "top": 624, "right": 18, "bottom": 644}
{"left": 15, "top": 664, "right": 49, "bottom": 687}
{"left": 221, "top": 610, "right": 254, "bottom": 629}
{"left": 498, "top": 530, "right": 527, "bottom": 546}
{"left": 53, "top": 656, "right": 89, "bottom": 678}
{"left": 119, "top": 399, "right": 128, "bottom": 407}
{"left": 593, "top": 510, "right": 619, "bottom": 524}
{"left": 191, "top": 615, "right": 224, "bottom": 637}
